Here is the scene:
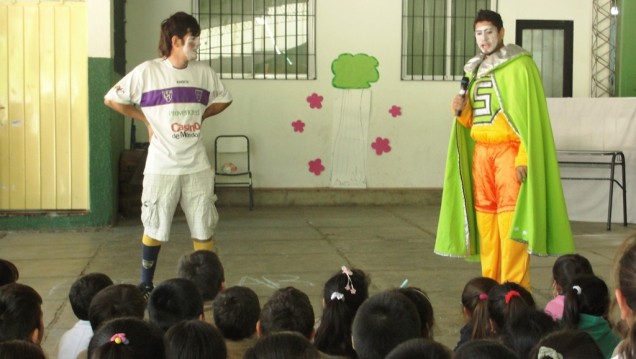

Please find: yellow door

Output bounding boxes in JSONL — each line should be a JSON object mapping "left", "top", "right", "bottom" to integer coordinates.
{"left": 0, "top": 2, "right": 88, "bottom": 211}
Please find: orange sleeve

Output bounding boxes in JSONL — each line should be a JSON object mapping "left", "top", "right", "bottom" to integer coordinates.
{"left": 454, "top": 101, "right": 473, "bottom": 128}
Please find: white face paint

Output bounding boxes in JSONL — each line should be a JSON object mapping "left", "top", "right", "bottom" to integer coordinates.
{"left": 182, "top": 35, "right": 200, "bottom": 61}
{"left": 474, "top": 25, "right": 500, "bottom": 55}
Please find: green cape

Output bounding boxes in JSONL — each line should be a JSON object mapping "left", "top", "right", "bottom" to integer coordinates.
{"left": 434, "top": 45, "right": 575, "bottom": 258}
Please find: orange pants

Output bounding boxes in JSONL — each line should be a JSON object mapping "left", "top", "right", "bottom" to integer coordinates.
{"left": 473, "top": 142, "right": 530, "bottom": 289}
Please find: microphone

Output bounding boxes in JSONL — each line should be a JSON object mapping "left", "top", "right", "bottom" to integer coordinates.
{"left": 456, "top": 76, "right": 469, "bottom": 116}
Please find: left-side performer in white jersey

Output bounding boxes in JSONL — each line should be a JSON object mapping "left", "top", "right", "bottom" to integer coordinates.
{"left": 104, "top": 11, "right": 232, "bottom": 299}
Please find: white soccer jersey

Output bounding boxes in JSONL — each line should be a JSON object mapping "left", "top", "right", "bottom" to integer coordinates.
{"left": 105, "top": 58, "right": 232, "bottom": 175}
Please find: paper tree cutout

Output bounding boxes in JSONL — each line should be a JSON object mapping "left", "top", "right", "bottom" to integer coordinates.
{"left": 331, "top": 54, "right": 379, "bottom": 89}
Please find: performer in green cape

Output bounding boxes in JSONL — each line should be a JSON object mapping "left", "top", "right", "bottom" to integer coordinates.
{"left": 434, "top": 9, "right": 574, "bottom": 290}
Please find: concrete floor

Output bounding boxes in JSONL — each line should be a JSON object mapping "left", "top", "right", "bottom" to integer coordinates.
{"left": 1, "top": 205, "right": 634, "bottom": 358}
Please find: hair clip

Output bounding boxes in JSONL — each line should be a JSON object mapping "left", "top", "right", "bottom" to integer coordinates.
{"left": 110, "top": 333, "right": 129, "bottom": 345}
{"left": 504, "top": 290, "right": 521, "bottom": 304}
{"left": 537, "top": 346, "right": 563, "bottom": 359}
{"left": 341, "top": 266, "right": 356, "bottom": 294}
{"left": 572, "top": 285, "right": 582, "bottom": 295}
{"left": 478, "top": 293, "right": 488, "bottom": 301}
{"left": 330, "top": 291, "right": 345, "bottom": 301}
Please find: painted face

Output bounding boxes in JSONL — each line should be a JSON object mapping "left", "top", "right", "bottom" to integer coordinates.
{"left": 182, "top": 35, "right": 200, "bottom": 61}
{"left": 474, "top": 24, "right": 501, "bottom": 55}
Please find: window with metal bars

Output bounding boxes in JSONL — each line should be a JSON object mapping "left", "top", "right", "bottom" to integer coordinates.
{"left": 402, "top": 0, "right": 497, "bottom": 81}
{"left": 194, "top": 0, "right": 316, "bottom": 80}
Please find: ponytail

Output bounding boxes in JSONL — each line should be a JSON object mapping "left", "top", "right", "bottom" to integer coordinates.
{"left": 470, "top": 295, "right": 491, "bottom": 339}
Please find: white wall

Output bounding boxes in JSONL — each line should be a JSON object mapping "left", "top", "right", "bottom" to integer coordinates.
{"left": 119, "top": 0, "right": 594, "bottom": 189}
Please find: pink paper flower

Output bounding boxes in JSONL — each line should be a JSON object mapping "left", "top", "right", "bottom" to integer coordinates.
{"left": 292, "top": 120, "right": 305, "bottom": 133}
{"left": 389, "top": 105, "right": 402, "bottom": 117}
{"left": 308, "top": 158, "right": 325, "bottom": 176}
{"left": 371, "top": 137, "right": 391, "bottom": 155}
{"left": 307, "top": 93, "right": 324, "bottom": 109}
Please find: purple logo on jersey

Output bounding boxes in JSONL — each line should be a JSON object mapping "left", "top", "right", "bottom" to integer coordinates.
{"left": 162, "top": 90, "right": 173, "bottom": 103}
{"left": 195, "top": 89, "right": 203, "bottom": 102}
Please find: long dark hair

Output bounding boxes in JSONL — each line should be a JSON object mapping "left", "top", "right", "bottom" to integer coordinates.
{"left": 562, "top": 274, "right": 610, "bottom": 329}
{"left": 314, "top": 268, "right": 369, "bottom": 357}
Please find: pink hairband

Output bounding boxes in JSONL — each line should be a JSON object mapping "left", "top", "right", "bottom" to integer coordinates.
{"left": 478, "top": 293, "right": 488, "bottom": 301}
{"left": 110, "top": 333, "right": 129, "bottom": 345}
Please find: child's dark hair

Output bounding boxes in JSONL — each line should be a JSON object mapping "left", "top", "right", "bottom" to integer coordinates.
{"left": 88, "top": 284, "right": 146, "bottom": 331}
{"left": 88, "top": 317, "right": 165, "bottom": 359}
{"left": 148, "top": 278, "right": 204, "bottom": 332}
{"left": 0, "top": 259, "right": 19, "bottom": 286}
{"left": 0, "top": 339, "right": 46, "bottom": 359}
{"left": 562, "top": 274, "right": 610, "bottom": 329}
{"left": 454, "top": 339, "right": 517, "bottom": 359}
{"left": 396, "top": 287, "right": 435, "bottom": 339}
{"left": 178, "top": 250, "right": 225, "bottom": 301}
{"left": 244, "top": 331, "right": 321, "bottom": 359}
{"left": 487, "top": 281, "right": 535, "bottom": 333}
{"left": 529, "top": 329, "right": 604, "bottom": 359}
{"left": 500, "top": 309, "right": 558, "bottom": 359}
{"left": 351, "top": 291, "right": 421, "bottom": 359}
{"left": 552, "top": 254, "right": 594, "bottom": 295}
{"left": 461, "top": 277, "right": 498, "bottom": 340}
{"left": 164, "top": 319, "right": 227, "bottom": 359}
{"left": 213, "top": 286, "right": 261, "bottom": 340}
{"left": 615, "top": 235, "right": 636, "bottom": 359}
{"left": 0, "top": 283, "right": 43, "bottom": 343}
{"left": 385, "top": 338, "right": 452, "bottom": 359}
{"left": 159, "top": 12, "right": 201, "bottom": 57}
{"left": 259, "top": 286, "right": 315, "bottom": 339}
{"left": 473, "top": 9, "right": 503, "bottom": 30}
{"left": 69, "top": 273, "right": 113, "bottom": 321}
{"left": 314, "top": 267, "right": 369, "bottom": 357}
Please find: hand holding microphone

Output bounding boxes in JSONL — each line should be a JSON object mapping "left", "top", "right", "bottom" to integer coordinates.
{"left": 453, "top": 76, "right": 470, "bottom": 116}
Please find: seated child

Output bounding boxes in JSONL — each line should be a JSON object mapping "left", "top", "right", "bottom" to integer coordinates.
{"left": 396, "top": 286, "right": 435, "bottom": 339}
{"left": 351, "top": 290, "right": 421, "bottom": 359}
{"left": 0, "top": 283, "right": 43, "bottom": 344}
{"left": 243, "top": 331, "right": 320, "bottom": 359}
{"left": 455, "top": 276, "right": 498, "bottom": 350}
{"left": 88, "top": 284, "right": 146, "bottom": 331}
{"left": 178, "top": 250, "right": 225, "bottom": 323}
{"left": 257, "top": 286, "right": 314, "bottom": 339}
{"left": 213, "top": 286, "right": 261, "bottom": 359}
{"left": 165, "top": 319, "right": 227, "bottom": 359}
{"left": 562, "top": 274, "right": 620, "bottom": 358}
{"left": 0, "top": 259, "right": 19, "bottom": 286}
{"left": 454, "top": 339, "right": 517, "bottom": 359}
{"left": 487, "top": 281, "right": 536, "bottom": 336}
{"left": 58, "top": 272, "right": 113, "bottom": 359}
{"left": 530, "top": 329, "right": 604, "bottom": 359}
{"left": 88, "top": 317, "right": 165, "bottom": 359}
{"left": 0, "top": 339, "right": 46, "bottom": 359}
{"left": 545, "top": 254, "right": 594, "bottom": 321}
{"left": 500, "top": 309, "right": 558, "bottom": 359}
{"left": 385, "top": 338, "right": 452, "bottom": 359}
{"left": 314, "top": 266, "right": 369, "bottom": 358}
{"left": 147, "top": 278, "right": 204, "bottom": 332}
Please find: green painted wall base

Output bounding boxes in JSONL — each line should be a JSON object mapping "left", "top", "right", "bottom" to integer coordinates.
{"left": 0, "top": 58, "right": 123, "bottom": 230}
{"left": 617, "top": 0, "right": 636, "bottom": 97}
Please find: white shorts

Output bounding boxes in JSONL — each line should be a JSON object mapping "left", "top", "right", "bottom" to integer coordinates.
{"left": 140, "top": 170, "right": 218, "bottom": 241}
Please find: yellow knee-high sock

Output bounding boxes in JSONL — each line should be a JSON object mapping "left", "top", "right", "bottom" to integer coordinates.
{"left": 193, "top": 237, "right": 215, "bottom": 252}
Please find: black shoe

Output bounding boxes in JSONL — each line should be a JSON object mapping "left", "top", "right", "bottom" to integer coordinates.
{"left": 138, "top": 282, "right": 154, "bottom": 300}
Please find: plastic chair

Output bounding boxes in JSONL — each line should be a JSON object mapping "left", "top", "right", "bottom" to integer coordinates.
{"left": 214, "top": 135, "right": 253, "bottom": 210}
